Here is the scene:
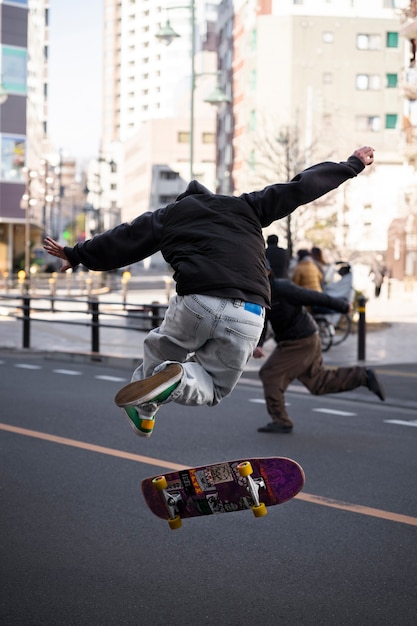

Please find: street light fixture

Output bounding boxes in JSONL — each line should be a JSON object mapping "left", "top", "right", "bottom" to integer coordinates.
{"left": 204, "top": 75, "right": 232, "bottom": 106}
{"left": 155, "top": 2, "right": 230, "bottom": 180}
{"left": 155, "top": 20, "right": 181, "bottom": 46}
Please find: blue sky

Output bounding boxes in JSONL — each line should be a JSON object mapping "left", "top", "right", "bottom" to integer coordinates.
{"left": 48, "top": 0, "right": 103, "bottom": 163}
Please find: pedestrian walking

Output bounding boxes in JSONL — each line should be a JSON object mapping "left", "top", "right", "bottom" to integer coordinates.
{"left": 265, "top": 234, "right": 289, "bottom": 278}
{"left": 253, "top": 275, "right": 385, "bottom": 434}
{"left": 292, "top": 248, "right": 323, "bottom": 291}
{"left": 44, "top": 146, "right": 375, "bottom": 438}
{"left": 311, "top": 246, "right": 335, "bottom": 286}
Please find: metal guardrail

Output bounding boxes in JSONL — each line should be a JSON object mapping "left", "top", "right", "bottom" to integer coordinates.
{"left": 0, "top": 293, "right": 168, "bottom": 354}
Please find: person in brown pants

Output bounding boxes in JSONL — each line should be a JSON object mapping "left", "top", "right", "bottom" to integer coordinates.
{"left": 253, "top": 272, "right": 385, "bottom": 433}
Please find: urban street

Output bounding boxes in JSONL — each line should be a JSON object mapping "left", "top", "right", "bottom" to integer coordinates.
{"left": 1, "top": 351, "right": 416, "bottom": 626}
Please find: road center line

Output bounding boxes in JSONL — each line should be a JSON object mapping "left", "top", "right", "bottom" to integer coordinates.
{"left": 1, "top": 422, "right": 417, "bottom": 527}
{"left": 0, "top": 423, "right": 186, "bottom": 472}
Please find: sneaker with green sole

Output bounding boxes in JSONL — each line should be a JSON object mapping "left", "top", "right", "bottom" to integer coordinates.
{"left": 123, "top": 406, "right": 155, "bottom": 438}
{"left": 115, "top": 363, "right": 182, "bottom": 408}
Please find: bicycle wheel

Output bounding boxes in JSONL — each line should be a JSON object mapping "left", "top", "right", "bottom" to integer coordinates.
{"left": 315, "top": 317, "right": 332, "bottom": 352}
{"left": 331, "top": 313, "right": 351, "bottom": 346}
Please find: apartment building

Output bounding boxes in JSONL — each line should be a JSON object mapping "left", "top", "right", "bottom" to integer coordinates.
{"left": 0, "top": 0, "right": 49, "bottom": 274}
{"left": 99, "top": 0, "right": 222, "bottom": 224}
{"left": 387, "top": 0, "right": 417, "bottom": 279}
{"left": 216, "top": 0, "right": 408, "bottom": 261}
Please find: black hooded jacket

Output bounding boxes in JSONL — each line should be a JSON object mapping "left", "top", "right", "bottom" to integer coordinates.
{"left": 64, "top": 155, "right": 364, "bottom": 308}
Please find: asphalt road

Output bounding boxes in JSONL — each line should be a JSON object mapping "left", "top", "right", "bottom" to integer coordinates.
{"left": 1, "top": 353, "right": 416, "bottom": 626}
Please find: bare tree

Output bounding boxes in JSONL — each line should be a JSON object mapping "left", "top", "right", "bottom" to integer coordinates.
{"left": 243, "top": 118, "right": 336, "bottom": 258}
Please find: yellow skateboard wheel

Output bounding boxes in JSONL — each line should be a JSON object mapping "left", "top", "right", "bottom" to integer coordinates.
{"left": 168, "top": 515, "right": 182, "bottom": 530}
{"left": 252, "top": 503, "right": 267, "bottom": 517}
{"left": 237, "top": 461, "right": 253, "bottom": 477}
{"left": 152, "top": 475, "right": 168, "bottom": 491}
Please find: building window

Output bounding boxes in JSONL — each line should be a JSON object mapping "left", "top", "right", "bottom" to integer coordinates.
{"left": 202, "top": 133, "right": 215, "bottom": 144}
{"left": 250, "top": 29, "right": 257, "bottom": 51}
{"left": 356, "top": 74, "right": 381, "bottom": 90}
{"left": 249, "top": 110, "right": 256, "bottom": 131}
{"left": 0, "top": 135, "right": 26, "bottom": 182}
{"left": 385, "top": 114, "right": 398, "bottom": 129}
{"left": 1, "top": 45, "right": 28, "bottom": 95}
{"left": 356, "top": 34, "right": 381, "bottom": 50}
{"left": 386, "top": 32, "right": 399, "bottom": 48}
{"left": 356, "top": 115, "right": 381, "bottom": 132}
{"left": 178, "top": 132, "right": 190, "bottom": 143}
{"left": 386, "top": 73, "right": 398, "bottom": 88}
{"left": 159, "top": 171, "right": 179, "bottom": 180}
{"left": 322, "top": 32, "right": 334, "bottom": 43}
{"left": 249, "top": 149, "right": 255, "bottom": 173}
{"left": 250, "top": 69, "right": 256, "bottom": 90}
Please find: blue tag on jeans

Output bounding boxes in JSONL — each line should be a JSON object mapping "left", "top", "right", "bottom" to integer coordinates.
{"left": 244, "top": 302, "right": 263, "bottom": 316}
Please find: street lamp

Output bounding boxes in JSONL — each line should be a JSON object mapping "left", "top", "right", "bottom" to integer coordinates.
{"left": 156, "top": 2, "right": 230, "bottom": 180}
{"left": 203, "top": 76, "right": 232, "bottom": 106}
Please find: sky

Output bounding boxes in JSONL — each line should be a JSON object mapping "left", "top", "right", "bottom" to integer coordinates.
{"left": 47, "top": 0, "right": 103, "bottom": 164}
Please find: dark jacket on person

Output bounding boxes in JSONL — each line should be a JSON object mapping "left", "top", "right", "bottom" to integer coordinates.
{"left": 260, "top": 278, "right": 349, "bottom": 344}
{"left": 265, "top": 245, "right": 289, "bottom": 278}
{"left": 64, "top": 156, "right": 364, "bottom": 308}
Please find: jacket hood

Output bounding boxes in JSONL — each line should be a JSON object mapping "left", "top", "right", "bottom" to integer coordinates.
{"left": 175, "top": 180, "right": 213, "bottom": 201}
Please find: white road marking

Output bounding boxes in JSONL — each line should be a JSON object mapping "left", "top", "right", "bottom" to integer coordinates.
{"left": 313, "top": 408, "right": 357, "bottom": 416}
{"left": 384, "top": 419, "right": 417, "bottom": 427}
{"left": 249, "top": 399, "right": 291, "bottom": 406}
{"left": 11, "top": 363, "right": 126, "bottom": 382}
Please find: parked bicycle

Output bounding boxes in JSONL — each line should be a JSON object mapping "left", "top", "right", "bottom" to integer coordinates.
{"left": 314, "top": 311, "right": 352, "bottom": 352}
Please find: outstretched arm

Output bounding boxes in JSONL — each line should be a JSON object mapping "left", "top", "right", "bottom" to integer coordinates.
{"left": 43, "top": 237, "right": 72, "bottom": 272}
{"left": 244, "top": 146, "right": 375, "bottom": 227}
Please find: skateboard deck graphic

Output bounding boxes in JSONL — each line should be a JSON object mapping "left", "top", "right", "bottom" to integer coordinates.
{"left": 141, "top": 456, "right": 305, "bottom": 529}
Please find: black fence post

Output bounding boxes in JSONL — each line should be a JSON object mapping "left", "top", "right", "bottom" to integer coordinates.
{"left": 150, "top": 303, "right": 160, "bottom": 328}
{"left": 357, "top": 295, "right": 366, "bottom": 361}
{"left": 89, "top": 298, "right": 100, "bottom": 354}
{"left": 22, "top": 295, "right": 31, "bottom": 348}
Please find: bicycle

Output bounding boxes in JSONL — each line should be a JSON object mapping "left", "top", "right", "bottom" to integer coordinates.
{"left": 314, "top": 314, "right": 333, "bottom": 352}
{"left": 314, "top": 260, "right": 353, "bottom": 351}
{"left": 331, "top": 311, "right": 351, "bottom": 346}
{"left": 314, "top": 311, "right": 352, "bottom": 352}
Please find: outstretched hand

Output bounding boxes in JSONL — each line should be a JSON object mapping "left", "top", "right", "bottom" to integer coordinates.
{"left": 43, "top": 237, "right": 72, "bottom": 272}
{"left": 252, "top": 346, "right": 265, "bottom": 359}
{"left": 353, "top": 146, "right": 374, "bottom": 167}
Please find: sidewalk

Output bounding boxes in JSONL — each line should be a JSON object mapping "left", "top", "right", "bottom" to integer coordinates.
{"left": 0, "top": 285, "right": 416, "bottom": 370}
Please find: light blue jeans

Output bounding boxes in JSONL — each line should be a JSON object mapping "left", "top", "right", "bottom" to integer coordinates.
{"left": 131, "top": 294, "right": 265, "bottom": 407}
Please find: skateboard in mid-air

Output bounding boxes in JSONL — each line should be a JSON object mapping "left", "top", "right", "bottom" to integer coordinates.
{"left": 141, "top": 456, "right": 305, "bottom": 529}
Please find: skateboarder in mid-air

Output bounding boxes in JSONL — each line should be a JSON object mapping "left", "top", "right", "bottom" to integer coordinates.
{"left": 44, "top": 146, "right": 375, "bottom": 438}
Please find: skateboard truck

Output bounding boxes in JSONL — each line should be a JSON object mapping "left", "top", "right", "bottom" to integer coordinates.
{"left": 152, "top": 475, "right": 183, "bottom": 529}
{"left": 237, "top": 461, "right": 268, "bottom": 517}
